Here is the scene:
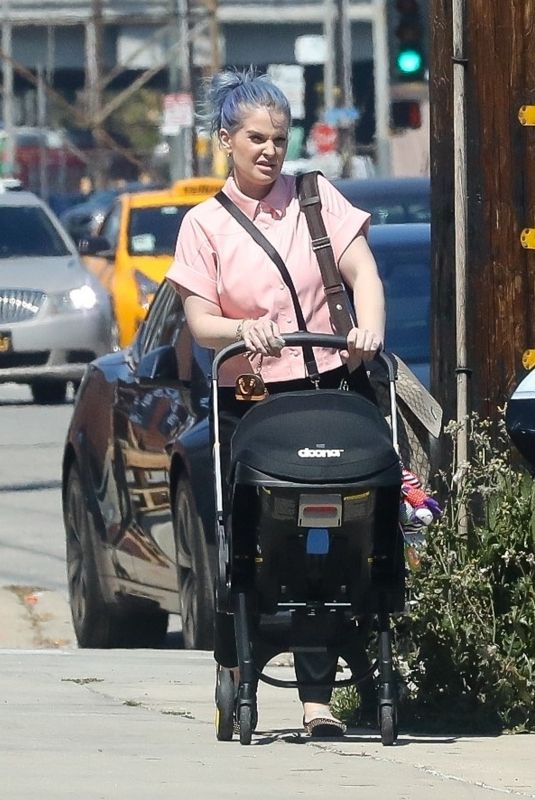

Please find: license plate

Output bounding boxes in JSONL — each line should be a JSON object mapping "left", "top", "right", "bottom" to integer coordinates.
{"left": 0, "top": 331, "right": 12, "bottom": 354}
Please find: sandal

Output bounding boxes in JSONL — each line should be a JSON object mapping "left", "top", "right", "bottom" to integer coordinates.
{"left": 303, "top": 716, "right": 346, "bottom": 738}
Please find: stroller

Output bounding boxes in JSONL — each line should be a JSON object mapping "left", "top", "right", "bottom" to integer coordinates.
{"left": 212, "top": 333, "right": 405, "bottom": 746}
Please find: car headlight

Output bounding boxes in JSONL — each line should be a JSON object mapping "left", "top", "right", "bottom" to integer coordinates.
{"left": 134, "top": 270, "right": 159, "bottom": 311}
{"left": 51, "top": 285, "right": 99, "bottom": 313}
{"left": 69, "top": 285, "right": 99, "bottom": 310}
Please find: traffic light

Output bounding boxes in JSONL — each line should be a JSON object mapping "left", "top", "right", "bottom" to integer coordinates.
{"left": 394, "top": 0, "right": 425, "bottom": 81}
{"left": 391, "top": 99, "right": 422, "bottom": 130}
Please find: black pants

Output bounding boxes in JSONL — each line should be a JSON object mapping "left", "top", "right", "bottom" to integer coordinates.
{"left": 213, "top": 363, "right": 376, "bottom": 704}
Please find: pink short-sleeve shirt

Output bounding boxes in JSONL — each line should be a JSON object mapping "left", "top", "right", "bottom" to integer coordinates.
{"left": 166, "top": 173, "right": 370, "bottom": 386}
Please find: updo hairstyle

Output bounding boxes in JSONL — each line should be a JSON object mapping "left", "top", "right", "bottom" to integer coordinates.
{"left": 207, "top": 67, "right": 291, "bottom": 135}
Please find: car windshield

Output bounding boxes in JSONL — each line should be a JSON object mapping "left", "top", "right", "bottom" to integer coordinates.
{"left": 335, "top": 181, "right": 430, "bottom": 225}
{"left": 128, "top": 205, "right": 193, "bottom": 256}
{"left": 369, "top": 200, "right": 429, "bottom": 225}
{"left": 374, "top": 243, "right": 430, "bottom": 362}
{"left": 0, "top": 206, "right": 70, "bottom": 258}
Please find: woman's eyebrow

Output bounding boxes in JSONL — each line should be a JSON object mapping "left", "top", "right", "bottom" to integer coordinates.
{"left": 245, "top": 128, "right": 286, "bottom": 137}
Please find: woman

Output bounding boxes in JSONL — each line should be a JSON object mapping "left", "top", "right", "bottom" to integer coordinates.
{"left": 167, "top": 68, "right": 385, "bottom": 736}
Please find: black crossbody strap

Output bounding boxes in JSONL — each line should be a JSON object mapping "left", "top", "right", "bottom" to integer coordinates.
{"left": 296, "top": 171, "right": 356, "bottom": 337}
{"left": 215, "top": 190, "right": 319, "bottom": 381}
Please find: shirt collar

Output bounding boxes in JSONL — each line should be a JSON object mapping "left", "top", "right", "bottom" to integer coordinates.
{"left": 223, "top": 174, "right": 292, "bottom": 221}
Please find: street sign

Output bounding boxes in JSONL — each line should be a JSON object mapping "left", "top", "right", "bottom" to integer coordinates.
{"left": 267, "top": 65, "right": 305, "bottom": 119}
{"left": 294, "top": 35, "right": 326, "bottom": 65}
{"left": 324, "top": 107, "right": 360, "bottom": 127}
{"left": 161, "top": 93, "right": 194, "bottom": 136}
{"left": 309, "top": 122, "right": 338, "bottom": 154}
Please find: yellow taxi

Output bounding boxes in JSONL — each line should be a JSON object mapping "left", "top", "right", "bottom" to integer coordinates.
{"left": 82, "top": 177, "right": 224, "bottom": 348}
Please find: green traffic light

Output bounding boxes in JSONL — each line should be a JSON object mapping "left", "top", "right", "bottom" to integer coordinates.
{"left": 397, "top": 48, "right": 423, "bottom": 75}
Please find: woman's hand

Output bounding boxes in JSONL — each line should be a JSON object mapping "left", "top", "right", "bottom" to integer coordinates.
{"left": 345, "top": 326, "right": 383, "bottom": 365}
{"left": 240, "top": 318, "right": 285, "bottom": 357}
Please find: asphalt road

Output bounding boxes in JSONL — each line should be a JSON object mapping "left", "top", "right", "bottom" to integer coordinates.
{"left": 0, "top": 382, "right": 71, "bottom": 593}
{"left": 0, "top": 382, "right": 181, "bottom": 649}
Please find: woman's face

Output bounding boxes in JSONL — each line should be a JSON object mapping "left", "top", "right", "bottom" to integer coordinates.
{"left": 220, "top": 105, "right": 289, "bottom": 199}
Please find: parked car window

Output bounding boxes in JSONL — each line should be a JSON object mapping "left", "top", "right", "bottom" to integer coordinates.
{"left": 138, "top": 283, "right": 183, "bottom": 358}
{"left": 127, "top": 205, "right": 193, "bottom": 256}
{"left": 99, "top": 201, "right": 121, "bottom": 251}
{"left": 367, "top": 201, "right": 429, "bottom": 225}
{"left": 377, "top": 250, "right": 429, "bottom": 362}
{"left": 0, "top": 206, "right": 70, "bottom": 258}
{"left": 334, "top": 178, "right": 430, "bottom": 226}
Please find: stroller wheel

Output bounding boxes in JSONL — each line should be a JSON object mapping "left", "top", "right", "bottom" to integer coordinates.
{"left": 238, "top": 704, "right": 253, "bottom": 745}
{"left": 215, "top": 667, "right": 235, "bottom": 741}
{"left": 379, "top": 703, "right": 398, "bottom": 746}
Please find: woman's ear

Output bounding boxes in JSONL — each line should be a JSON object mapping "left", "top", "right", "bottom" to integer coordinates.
{"left": 219, "top": 128, "right": 232, "bottom": 157}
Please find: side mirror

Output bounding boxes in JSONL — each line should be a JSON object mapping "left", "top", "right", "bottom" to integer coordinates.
{"left": 137, "top": 345, "right": 179, "bottom": 383}
{"left": 77, "top": 235, "right": 114, "bottom": 258}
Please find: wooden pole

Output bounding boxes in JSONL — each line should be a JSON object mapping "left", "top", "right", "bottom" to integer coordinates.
{"left": 431, "top": 0, "right": 535, "bottom": 427}
{"left": 452, "top": 0, "right": 468, "bottom": 531}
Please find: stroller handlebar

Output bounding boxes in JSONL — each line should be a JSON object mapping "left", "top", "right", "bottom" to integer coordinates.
{"left": 210, "top": 333, "right": 401, "bottom": 517}
{"left": 211, "top": 332, "right": 397, "bottom": 383}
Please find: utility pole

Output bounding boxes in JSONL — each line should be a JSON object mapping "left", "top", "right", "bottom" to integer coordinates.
{"left": 335, "top": 0, "right": 355, "bottom": 178}
{"left": 323, "top": 0, "right": 336, "bottom": 112}
{"left": 204, "top": 0, "right": 220, "bottom": 76}
{"left": 372, "top": 0, "right": 391, "bottom": 177}
{"left": 430, "top": 0, "right": 535, "bottom": 426}
{"left": 168, "top": 0, "right": 193, "bottom": 182}
{"left": 1, "top": 0, "right": 15, "bottom": 179}
{"left": 37, "top": 64, "right": 49, "bottom": 200}
{"left": 85, "top": 0, "right": 106, "bottom": 188}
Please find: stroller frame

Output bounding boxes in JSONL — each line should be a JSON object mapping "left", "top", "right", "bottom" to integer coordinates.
{"left": 212, "top": 333, "right": 402, "bottom": 746}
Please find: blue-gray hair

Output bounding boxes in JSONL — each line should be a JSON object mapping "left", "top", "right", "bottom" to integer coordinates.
{"left": 207, "top": 67, "right": 291, "bottom": 135}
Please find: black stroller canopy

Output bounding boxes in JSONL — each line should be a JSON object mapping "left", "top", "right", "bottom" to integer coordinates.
{"left": 230, "top": 389, "right": 400, "bottom": 483}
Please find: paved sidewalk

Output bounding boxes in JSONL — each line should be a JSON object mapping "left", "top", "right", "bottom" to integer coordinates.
{"left": 1, "top": 649, "right": 533, "bottom": 800}
{"left": 0, "top": 587, "right": 75, "bottom": 649}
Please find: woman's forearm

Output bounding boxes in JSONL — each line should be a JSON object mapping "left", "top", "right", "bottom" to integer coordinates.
{"left": 180, "top": 291, "right": 242, "bottom": 349}
{"left": 352, "top": 270, "right": 386, "bottom": 341}
{"left": 186, "top": 311, "right": 243, "bottom": 351}
{"left": 339, "top": 234, "right": 386, "bottom": 341}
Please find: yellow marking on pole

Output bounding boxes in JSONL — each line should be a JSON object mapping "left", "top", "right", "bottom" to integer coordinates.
{"left": 520, "top": 228, "right": 535, "bottom": 249}
{"left": 522, "top": 350, "right": 535, "bottom": 370}
{"left": 519, "top": 105, "right": 535, "bottom": 126}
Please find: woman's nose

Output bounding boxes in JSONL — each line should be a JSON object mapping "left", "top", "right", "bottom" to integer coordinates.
{"left": 263, "top": 140, "right": 276, "bottom": 156}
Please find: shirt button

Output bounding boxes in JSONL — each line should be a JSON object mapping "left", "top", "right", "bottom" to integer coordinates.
{"left": 287, "top": 319, "right": 292, "bottom": 324}
{"left": 280, "top": 285, "right": 285, "bottom": 291}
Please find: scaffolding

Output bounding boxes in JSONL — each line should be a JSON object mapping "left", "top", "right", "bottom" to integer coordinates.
{"left": 0, "top": 0, "right": 220, "bottom": 188}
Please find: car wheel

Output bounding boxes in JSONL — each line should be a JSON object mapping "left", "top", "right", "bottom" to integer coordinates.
{"left": 174, "top": 474, "right": 214, "bottom": 650}
{"left": 31, "top": 380, "right": 67, "bottom": 405}
{"left": 64, "top": 463, "right": 123, "bottom": 647}
{"left": 65, "top": 463, "right": 170, "bottom": 648}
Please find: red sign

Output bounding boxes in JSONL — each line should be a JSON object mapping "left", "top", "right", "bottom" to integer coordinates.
{"left": 310, "top": 122, "right": 338, "bottom": 154}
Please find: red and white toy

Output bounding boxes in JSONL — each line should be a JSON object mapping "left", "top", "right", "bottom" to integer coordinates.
{"left": 400, "top": 468, "right": 442, "bottom": 531}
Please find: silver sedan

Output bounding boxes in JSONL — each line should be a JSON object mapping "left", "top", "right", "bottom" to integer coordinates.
{"left": 0, "top": 188, "right": 116, "bottom": 404}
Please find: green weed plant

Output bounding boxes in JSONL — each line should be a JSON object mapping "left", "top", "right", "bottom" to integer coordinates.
{"left": 335, "top": 415, "right": 535, "bottom": 732}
